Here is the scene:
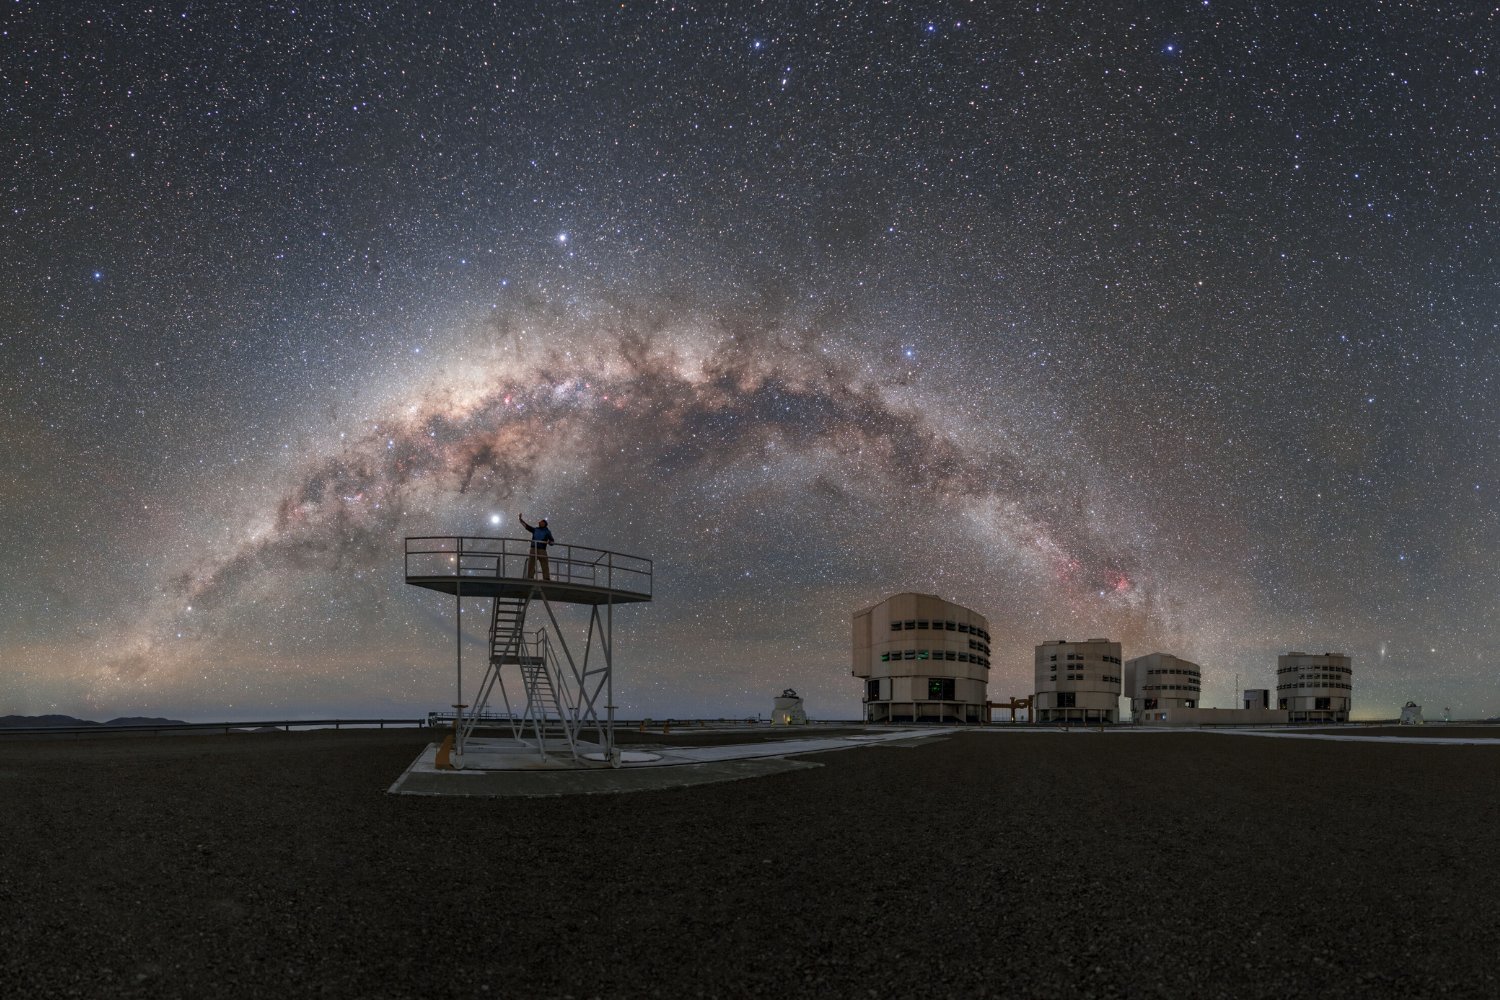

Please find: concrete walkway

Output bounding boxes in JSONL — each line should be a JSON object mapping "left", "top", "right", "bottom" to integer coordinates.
{"left": 971, "top": 726, "right": 1500, "bottom": 745}
{"left": 1195, "top": 729, "right": 1500, "bottom": 745}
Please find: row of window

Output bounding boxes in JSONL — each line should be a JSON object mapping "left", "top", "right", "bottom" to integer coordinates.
{"left": 1146, "top": 668, "right": 1199, "bottom": 677}
{"left": 1277, "top": 665, "right": 1351, "bottom": 675}
{"left": 1277, "top": 682, "right": 1352, "bottom": 691}
{"left": 1048, "top": 674, "right": 1121, "bottom": 685}
{"left": 878, "top": 650, "right": 991, "bottom": 668}
{"left": 1142, "top": 684, "right": 1199, "bottom": 692}
{"left": 1282, "top": 697, "right": 1340, "bottom": 711}
{"left": 865, "top": 678, "right": 962, "bottom": 701}
{"left": 968, "top": 638, "right": 991, "bottom": 654}
{"left": 1049, "top": 653, "right": 1122, "bottom": 665}
{"left": 890, "top": 619, "right": 991, "bottom": 641}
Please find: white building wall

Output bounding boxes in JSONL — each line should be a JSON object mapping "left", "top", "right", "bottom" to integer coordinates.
{"left": 1034, "top": 638, "right": 1123, "bottom": 723}
{"left": 1124, "top": 651, "right": 1202, "bottom": 717}
{"left": 852, "top": 592, "right": 991, "bottom": 723}
{"left": 1276, "top": 652, "right": 1353, "bottom": 723}
{"left": 1135, "top": 707, "right": 1289, "bottom": 727}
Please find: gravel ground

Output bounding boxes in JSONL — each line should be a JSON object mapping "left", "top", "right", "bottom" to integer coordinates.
{"left": 2, "top": 728, "right": 1498, "bottom": 999}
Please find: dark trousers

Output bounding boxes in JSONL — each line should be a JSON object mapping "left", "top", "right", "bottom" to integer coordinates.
{"left": 525, "top": 547, "right": 550, "bottom": 580}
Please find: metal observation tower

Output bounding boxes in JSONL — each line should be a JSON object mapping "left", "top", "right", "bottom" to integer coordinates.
{"left": 404, "top": 536, "right": 652, "bottom": 767}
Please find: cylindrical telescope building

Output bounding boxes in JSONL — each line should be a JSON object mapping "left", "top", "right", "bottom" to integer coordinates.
{"left": 1276, "top": 651, "right": 1352, "bottom": 723}
{"left": 1124, "top": 651, "right": 1201, "bottom": 718}
{"left": 851, "top": 592, "right": 991, "bottom": 723}
{"left": 1034, "top": 638, "right": 1122, "bottom": 723}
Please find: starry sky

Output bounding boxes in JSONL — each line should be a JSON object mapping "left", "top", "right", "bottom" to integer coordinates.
{"left": 3, "top": 1, "right": 1497, "bottom": 723}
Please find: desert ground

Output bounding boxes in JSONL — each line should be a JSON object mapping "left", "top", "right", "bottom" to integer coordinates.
{"left": 2, "top": 726, "right": 1497, "bottom": 999}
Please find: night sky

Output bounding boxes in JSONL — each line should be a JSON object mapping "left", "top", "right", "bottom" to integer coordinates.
{"left": 3, "top": 2, "right": 1497, "bottom": 722}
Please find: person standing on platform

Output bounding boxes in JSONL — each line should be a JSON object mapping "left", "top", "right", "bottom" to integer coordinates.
{"left": 518, "top": 513, "right": 554, "bottom": 580}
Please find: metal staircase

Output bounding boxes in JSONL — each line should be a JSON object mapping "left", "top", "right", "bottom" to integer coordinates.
{"left": 519, "top": 648, "right": 576, "bottom": 756}
{"left": 488, "top": 594, "right": 530, "bottom": 665}
{"left": 457, "top": 588, "right": 579, "bottom": 760}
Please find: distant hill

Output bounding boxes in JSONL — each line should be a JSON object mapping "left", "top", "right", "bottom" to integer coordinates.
{"left": 0, "top": 714, "right": 187, "bottom": 728}
{"left": 103, "top": 717, "right": 188, "bottom": 727}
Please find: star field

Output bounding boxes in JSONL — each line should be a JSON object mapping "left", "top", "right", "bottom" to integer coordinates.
{"left": 2, "top": 2, "right": 1497, "bottom": 720}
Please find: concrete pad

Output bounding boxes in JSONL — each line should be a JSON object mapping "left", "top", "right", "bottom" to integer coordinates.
{"left": 389, "top": 745, "right": 822, "bottom": 797}
{"left": 387, "top": 728, "right": 951, "bottom": 797}
{"left": 646, "top": 730, "right": 947, "bottom": 763}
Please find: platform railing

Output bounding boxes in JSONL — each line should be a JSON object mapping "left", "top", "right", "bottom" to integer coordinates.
{"left": 404, "top": 536, "right": 652, "bottom": 598}
{"left": 0, "top": 719, "right": 425, "bottom": 738}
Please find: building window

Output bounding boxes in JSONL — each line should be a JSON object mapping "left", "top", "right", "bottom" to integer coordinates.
{"left": 915, "top": 620, "right": 929, "bottom": 629}
{"left": 958, "top": 624, "right": 971, "bottom": 633}
{"left": 891, "top": 621, "right": 904, "bottom": 631}
{"left": 866, "top": 679, "right": 880, "bottom": 701}
{"left": 1057, "top": 692, "right": 1076, "bottom": 708}
{"left": 944, "top": 621, "right": 957, "bottom": 631}
{"left": 903, "top": 650, "right": 916, "bottom": 660}
{"left": 1315, "top": 697, "right": 1331, "bottom": 711}
{"left": 879, "top": 653, "right": 890, "bottom": 662}
{"left": 928, "top": 678, "right": 956, "bottom": 700}
{"left": 917, "top": 650, "right": 930, "bottom": 660}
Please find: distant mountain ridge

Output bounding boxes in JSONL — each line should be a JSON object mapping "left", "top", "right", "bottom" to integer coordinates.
{"left": 0, "top": 714, "right": 188, "bottom": 728}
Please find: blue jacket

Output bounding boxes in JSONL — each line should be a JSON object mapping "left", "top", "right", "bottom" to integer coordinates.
{"left": 519, "top": 518, "right": 553, "bottom": 548}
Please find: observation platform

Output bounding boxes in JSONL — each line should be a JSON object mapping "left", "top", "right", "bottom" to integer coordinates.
{"left": 404, "top": 536, "right": 652, "bottom": 605}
